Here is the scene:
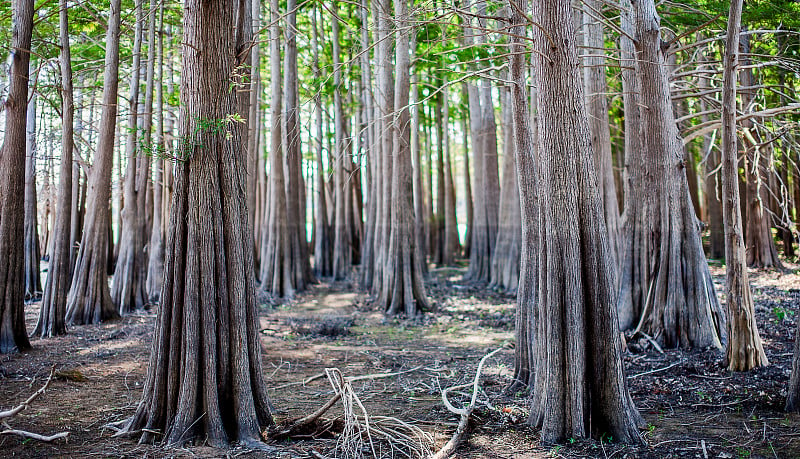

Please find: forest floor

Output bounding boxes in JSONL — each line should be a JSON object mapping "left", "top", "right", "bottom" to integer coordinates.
{"left": 0, "top": 264, "right": 799, "bottom": 458}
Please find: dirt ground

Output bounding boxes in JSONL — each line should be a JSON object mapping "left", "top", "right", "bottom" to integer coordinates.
{"left": 0, "top": 265, "right": 799, "bottom": 458}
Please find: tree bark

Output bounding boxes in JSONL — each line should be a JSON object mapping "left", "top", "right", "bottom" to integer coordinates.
{"left": 617, "top": 0, "right": 726, "bottom": 349}
{"left": 121, "top": 0, "right": 274, "bottom": 445}
{"left": 66, "top": 0, "right": 122, "bottom": 326}
{"left": 788, "top": 316, "right": 800, "bottom": 411}
{"left": 721, "top": 0, "right": 768, "bottom": 371}
{"left": 24, "top": 90, "right": 41, "bottom": 301}
{"left": 111, "top": 0, "right": 147, "bottom": 314}
{"left": 582, "top": 0, "right": 621, "bottom": 265}
{"left": 442, "top": 80, "right": 460, "bottom": 265}
{"left": 146, "top": 0, "right": 166, "bottom": 304}
{"left": 283, "top": 0, "right": 313, "bottom": 289}
{"left": 0, "top": 0, "right": 35, "bottom": 353}
{"left": 312, "top": 5, "right": 333, "bottom": 278}
{"left": 520, "top": 0, "right": 643, "bottom": 443}
{"left": 739, "top": 35, "right": 783, "bottom": 270}
{"left": 379, "top": 0, "right": 429, "bottom": 317}
{"left": 332, "top": 2, "right": 352, "bottom": 281}
{"left": 34, "top": 0, "right": 74, "bottom": 338}
{"left": 258, "top": 0, "right": 294, "bottom": 298}
{"left": 489, "top": 88, "right": 520, "bottom": 293}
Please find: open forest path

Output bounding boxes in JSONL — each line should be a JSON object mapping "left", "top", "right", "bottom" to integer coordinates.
{"left": 0, "top": 269, "right": 799, "bottom": 458}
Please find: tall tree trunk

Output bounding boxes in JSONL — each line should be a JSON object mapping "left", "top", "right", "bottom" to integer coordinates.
{"left": 489, "top": 88, "right": 521, "bottom": 293}
{"left": 464, "top": 1, "right": 500, "bottom": 283}
{"left": 582, "top": 0, "right": 621, "bottom": 265}
{"left": 442, "top": 81, "right": 460, "bottom": 265}
{"left": 66, "top": 0, "right": 122, "bottom": 326}
{"left": 461, "top": 105, "right": 473, "bottom": 258}
{"left": 616, "top": 0, "right": 643, "bottom": 330}
{"left": 700, "top": 41, "right": 725, "bottom": 259}
{"left": 246, "top": 0, "right": 260, "bottom": 268}
{"left": 358, "top": 0, "right": 378, "bottom": 286}
{"left": 0, "top": 0, "right": 35, "bottom": 353}
{"left": 34, "top": 0, "right": 74, "bottom": 338}
{"left": 510, "top": 21, "right": 537, "bottom": 391}
{"left": 520, "top": 0, "right": 643, "bottom": 443}
{"left": 331, "top": 2, "right": 352, "bottom": 281}
{"left": 371, "top": 0, "right": 394, "bottom": 294}
{"left": 616, "top": 0, "right": 726, "bottom": 349}
{"left": 740, "top": 34, "right": 783, "bottom": 270}
{"left": 24, "top": 90, "right": 41, "bottom": 300}
{"left": 788, "top": 309, "right": 800, "bottom": 410}
{"left": 379, "top": 0, "right": 428, "bottom": 317}
{"left": 111, "top": 0, "right": 147, "bottom": 314}
{"left": 720, "top": 0, "right": 768, "bottom": 372}
{"left": 283, "top": 0, "right": 313, "bottom": 289}
{"left": 258, "top": 0, "right": 293, "bottom": 298}
{"left": 411, "top": 33, "right": 427, "bottom": 271}
{"left": 121, "top": 0, "right": 273, "bottom": 444}
{"left": 146, "top": 0, "right": 166, "bottom": 304}
{"left": 312, "top": 4, "right": 333, "bottom": 278}
{"left": 433, "top": 87, "right": 446, "bottom": 265}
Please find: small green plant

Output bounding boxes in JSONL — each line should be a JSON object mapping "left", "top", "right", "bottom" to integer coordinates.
{"left": 548, "top": 445, "right": 562, "bottom": 457}
{"left": 696, "top": 390, "right": 712, "bottom": 402}
{"left": 772, "top": 306, "right": 795, "bottom": 322}
{"left": 736, "top": 446, "right": 751, "bottom": 458}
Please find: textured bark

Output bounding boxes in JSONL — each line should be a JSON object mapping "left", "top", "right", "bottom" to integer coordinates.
{"left": 34, "top": 0, "right": 74, "bottom": 338}
{"left": 442, "top": 81, "right": 460, "bottom": 265}
{"left": 312, "top": 5, "right": 333, "bottom": 278}
{"left": 111, "top": 0, "right": 147, "bottom": 314}
{"left": 282, "top": 0, "right": 313, "bottom": 289}
{"left": 509, "top": 26, "right": 536, "bottom": 391}
{"left": 66, "top": 0, "right": 122, "bottom": 326}
{"left": 701, "top": 43, "right": 725, "bottom": 260}
{"left": 465, "top": 52, "right": 500, "bottom": 284}
{"left": 721, "top": 1, "right": 768, "bottom": 371}
{"left": 0, "top": 0, "right": 34, "bottom": 353}
{"left": 616, "top": 0, "right": 642, "bottom": 330}
{"left": 146, "top": 0, "right": 166, "bottom": 304}
{"left": 358, "top": 0, "right": 378, "bottom": 287}
{"left": 331, "top": 1, "right": 352, "bottom": 281}
{"left": 121, "top": 0, "right": 273, "bottom": 446}
{"left": 489, "top": 89, "right": 520, "bottom": 293}
{"left": 521, "top": 0, "right": 643, "bottom": 443}
{"left": 379, "top": 0, "right": 429, "bottom": 317}
{"left": 258, "top": 0, "right": 293, "bottom": 298}
{"left": 616, "top": 0, "right": 726, "bottom": 349}
{"left": 24, "top": 92, "right": 41, "bottom": 301}
{"left": 370, "top": 0, "right": 394, "bottom": 295}
{"left": 582, "top": 0, "right": 621, "bottom": 266}
{"left": 461, "top": 109, "right": 473, "bottom": 258}
{"left": 432, "top": 88, "right": 446, "bottom": 265}
{"left": 246, "top": 0, "right": 260, "bottom": 267}
{"left": 788, "top": 317, "right": 800, "bottom": 411}
{"left": 411, "top": 34, "right": 428, "bottom": 272}
{"left": 739, "top": 36, "right": 783, "bottom": 270}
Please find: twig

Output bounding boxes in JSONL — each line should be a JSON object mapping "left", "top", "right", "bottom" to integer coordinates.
{"left": 636, "top": 331, "right": 665, "bottom": 354}
{"left": 0, "top": 367, "right": 56, "bottom": 420}
{"left": 0, "top": 426, "right": 69, "bottom": 442}
{"left": 629, "top": 359, "right": 684, "bottom": 379}
{"left": 0, "top": 367, "right": 70, "bottom": 443}
{"left": 430, "top": 345, "right": 509, "bottom": 459}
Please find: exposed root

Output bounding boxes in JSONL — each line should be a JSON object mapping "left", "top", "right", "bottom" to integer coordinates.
{"left": 0, "top": 367, "right": 70, "bottom": 443}
{"left": 268, "top": 366, "right": 433, "bottom": 458}
{"left": 430, "top": 345, "right": 508, "bottom": 459}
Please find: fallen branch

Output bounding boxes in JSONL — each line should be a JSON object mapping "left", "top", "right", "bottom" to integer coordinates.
{"left": 629, "top": 359, "right": 685, "bottom": 379}
{"left": 430, "top": 344, "right": 509, "bottom": 459}
{"left": 0, "top": 367, "right": 70, "bottom": 443}
{"left": 0, "top": 425, "right": 70, "bottom": 442}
